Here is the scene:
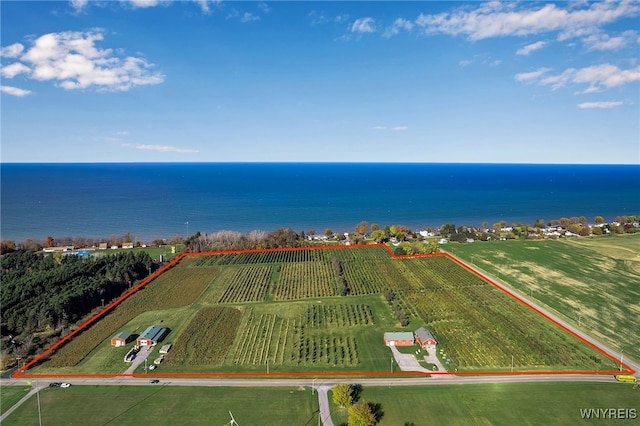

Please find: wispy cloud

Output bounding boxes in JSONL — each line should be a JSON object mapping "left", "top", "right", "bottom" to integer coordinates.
{"left": 372, "top": 125, "right": 408, "bottom": 131}
{"left": 0, "top": 30, "right": 164, "bottom": 92}
{"left": 582, "top": 30, "right": 637, "bottom": 51}
{"left": 122, "top": 0, "right": 162, "bottom": 8}
{"left": 308, "top": 11, "right": 348, "bottom": 26}
{"left": 240, "top": 12, "right": 260, "bottom": 23}
{"left": 382, "top": 18, "right": 413, "bottom": 38}
{"left": 414, "top": 1, "right": 640, "bottom": 43}
{"left": 0, "top": 85, "right": 33, "bottom": 97}
{"left": 515, "top": 67, "right": 552, "bottom": 82}
{"left": 126, "top": 144, "right": 200, "bottom": 153}
{"left": 351, "top": 17, "right": 375, "bottom": 34}
{"left": 517, "top": 64, "right": 640, "bottom": 93}
{"left": 577, "top": 101, "right": 624, "bottom": 109}
{"left": 516, "top": 41, "right": 547, "bottom": 56}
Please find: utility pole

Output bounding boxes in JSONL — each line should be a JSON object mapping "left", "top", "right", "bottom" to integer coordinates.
{"left": 266, "top": 359, "right": 269, "bottom": 375}
{"left": 620, "top": 351, "right": 624, "bottom": 372}
{"left": 391, "top": 357, "right": 393, "bottom": 373}
{"left": 312, "top": 378, "right": 315, "bottom": 395}
{"left": 511, "top": 355, "right": 514, "bottom": 372}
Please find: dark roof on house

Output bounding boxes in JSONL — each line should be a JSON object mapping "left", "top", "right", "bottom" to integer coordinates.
{"left": 139, "top": 325, "right": 167, "bottom": 343}
{"left": 113, "top": 331, "right": 131, "bottom": 340}
{"left": 415, "top": 327, "right": 436, "bottom": 343}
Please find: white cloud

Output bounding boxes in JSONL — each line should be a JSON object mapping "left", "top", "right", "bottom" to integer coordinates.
{"left": 10, "top": 30, "right": 164, "bottom": 92}
{"left": 383, "top": 18, "right": 413, "bottom": 38}
{"left": 240, "top": 12, "right": 260, "bottom": 23}
{"left": 123, "top": 0, "right": 161, "bottom": 8}
{"left": 69, "top": 0, "right": 88, "bottom": 11}
{"left": 582, "top": 30, "right": 636, "bottom": 51}
{"left": 577, "top": 101, "right": 624, "bottom": 109}
{"left": 0, "top": 43, "right": 24, "bottom": 58}
{"left": 0, "top": 85, "right": 33, "bottom": 97}
{"left": 373, "top": 125, "right": 408, "bottom": 131}
{"left": 516, "top": 41, "right": 547, "bottom": 55}
{"left": 515, "top": 67, "right": 552, "bottom": 82}
{"left": 257, "top": 2, "right": 270, "bottom": 14}
{"left": 414, "top": 1, "right": 640, "bottom": 42}
{"left": 518, "top": 63, "right": 640, "bottom": 92}
{"left": 129, "top": 144, "right": 199, "bottom": 153}
{"left": 351, "top": 17, "right": 375, "bottom": 34}
{"left": 1, "top": 62, "right": 31, "bottom": 78}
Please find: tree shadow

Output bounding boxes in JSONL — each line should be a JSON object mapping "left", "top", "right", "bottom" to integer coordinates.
{"left": 351, "top": 383, "right": 363, "bottom": 402}
{"left": 368, "top": 402, "right": 384, "bottom": 423}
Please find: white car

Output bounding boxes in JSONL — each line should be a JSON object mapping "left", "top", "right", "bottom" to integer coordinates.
{"left": 60, "top": 383, "right": 71, "bottom": 388}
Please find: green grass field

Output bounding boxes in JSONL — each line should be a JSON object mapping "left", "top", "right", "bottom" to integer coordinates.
{"left": 31, "top": 245, "right": 619, "bottom": 375}
{"left": 443, "top": 234, "right": 640, "bottom": 363}
{"left": 0, "top": 386, "right": 31, "bottom": 416}
{"left": 329, "top": 382, "right": 640, "bottom": 425}
{"left": 2, "top": 385, "right": 317, "bottom": 425}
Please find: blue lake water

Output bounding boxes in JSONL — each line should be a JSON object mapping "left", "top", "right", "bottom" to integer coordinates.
{"left": 1, "top": 163, "right": 638, "bottom": 241}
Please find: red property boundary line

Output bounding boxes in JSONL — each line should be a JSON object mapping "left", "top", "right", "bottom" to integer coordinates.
{"left": 14, "top": 244, "right": 634, "bottom": 379}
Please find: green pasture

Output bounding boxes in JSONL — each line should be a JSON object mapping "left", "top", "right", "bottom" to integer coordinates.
{"left": 2, "top": 385, "right": 317, "bottom": 426}
{"left": 329, "top": 382, "right": 640, "bottom": 425}
{"left": 443, "top": 234, "right": 640, "bottom": 362}
{"left": 0, "top": 386, "right": 31, "bottom": 416}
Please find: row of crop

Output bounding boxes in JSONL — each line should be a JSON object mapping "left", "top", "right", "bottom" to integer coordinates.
{"left": 340, "top": 260, "right": 389, "bottom": 295}
{"left": 232, "top": 310, "right": 277, "bottom": 366}
{"left": 216, "top": 265, "right": 273, "bottom": 303}
{"left": 290, "top": 333, "right": 359, "bottom": 366}
{"left": 271, "top": 262, "right": 337, "bottom": 300}
{"left": 163, "top": 307, "right": 242, "bottom": 366}
{"left": 303, "top": 304, "right": 374, "bottom": 328}
{"left": 42, "top": 264, "right": 216, "bottom": 367}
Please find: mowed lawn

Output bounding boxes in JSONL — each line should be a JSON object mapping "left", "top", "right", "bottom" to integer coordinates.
{"left": 0, "top": 386, "right": 31, "bottom": 416}
{"left": 3, "top": 385, "right": 317, "bottom": 426}
{"left": 443, "top": 234, "right": 640, "bottom": 363}
{"left": 330, "top": 382, "right": 640, "bottom": 425}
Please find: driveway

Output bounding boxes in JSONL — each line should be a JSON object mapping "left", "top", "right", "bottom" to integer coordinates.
{"left": 121, "top": 346, "right": 154, "bottom": 375}
{"left": 389, "top": 346, "right": 430, "bottom": 373}
{"left": 423, "top": 348, "right": 451, "bottom": 377}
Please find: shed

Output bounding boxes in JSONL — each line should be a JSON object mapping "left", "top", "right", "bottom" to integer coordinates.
{"left": 415, "top": 327, "right": 437, "bottom": 350}
{"left": 384, "top": 332, "right": 415, "bottom": 346}
{"left": 111, "top": 331, "right": 132, "bottom": 347}
{"left": 137, "top": 325, "right": 168, "bottom": 346}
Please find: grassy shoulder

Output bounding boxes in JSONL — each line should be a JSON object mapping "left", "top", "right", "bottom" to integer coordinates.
{"left": 443, "top": 234, "right": 640, "bottom": 363}
{"left": 329, "top": 382, "right": 640, "bottom": 425}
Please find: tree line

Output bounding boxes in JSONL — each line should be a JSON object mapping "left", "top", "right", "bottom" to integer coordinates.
{"left": 1, "top": 250, "right": 154, "bottom": 346}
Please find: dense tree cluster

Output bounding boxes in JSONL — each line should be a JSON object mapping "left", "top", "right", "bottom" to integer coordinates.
{"left": 1, "top": 250, "right": 153, "bottom": 337}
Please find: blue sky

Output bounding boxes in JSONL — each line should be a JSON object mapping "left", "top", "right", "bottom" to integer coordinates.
{"left": 1, "top": 1, "right": 639, "bottom": 163}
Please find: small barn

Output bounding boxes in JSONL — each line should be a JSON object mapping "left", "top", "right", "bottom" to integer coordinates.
{"left": 384, "top": 332, "right": 415, "bottom": 346}
{"left": 415, "top": 327, "right": 437, "bottom": 350}
{"left": 137, "top": 325, "right": 168, "bottom": 346}
{"left": 111, "top": 331, "right": 132, "bottom": 347}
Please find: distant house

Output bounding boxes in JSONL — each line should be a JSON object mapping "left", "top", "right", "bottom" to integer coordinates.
{"left": 98, "top": 242, "right": 108, "bottom": 250}
{"left": 122, "top": 242, "right": 134, "bottom": 249}
{"left": 137, "top": 325, "right": 168, "bottom": 346}
{"left": 111, "top": 331, "right": 133, "bottom": 347}
{"left": 43, "top": 246, "right": 74, "bottom": 253}
{"left": 415, "top": 327, "right": 437, "bottom": 350}
{"left": 384, "top": 332, "right": 415, "bottom": 346}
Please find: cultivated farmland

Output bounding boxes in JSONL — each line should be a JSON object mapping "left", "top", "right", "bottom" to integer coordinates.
{"left": 444, "top": 235, "right": 640, "bottom": 364}
{"left": 29, "top": 245, "right": 619, "bottom": 375}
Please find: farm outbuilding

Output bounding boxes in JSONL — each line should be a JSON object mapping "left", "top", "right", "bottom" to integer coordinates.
{"left": 384, "top": 332, "right": 415, "bottom": 346}
{"left": 137, "top": 325, "right": 168, "bottom": 346}
{"left": 111, "top": 331, "right": 132, "bottom": 347}
{"left": 415, "top": 327, "right": 437, "bottom": 350}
